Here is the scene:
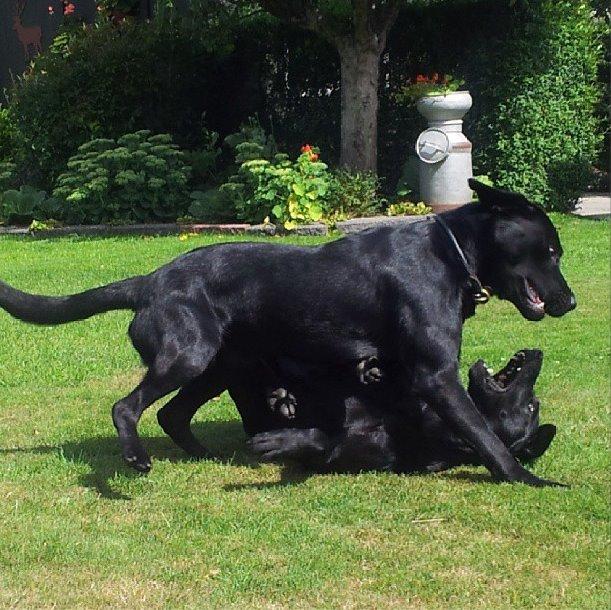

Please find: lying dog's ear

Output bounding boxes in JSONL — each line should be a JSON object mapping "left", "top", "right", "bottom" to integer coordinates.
{"left": 468, "top": 179, "right": 531, "bottom": 211}
{"left": 517, "top": 424, "right": 557, "bottom": 462}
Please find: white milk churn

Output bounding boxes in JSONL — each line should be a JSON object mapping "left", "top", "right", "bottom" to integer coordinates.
{"left": 415, "top": 91, "right": 473, "bottom": 212}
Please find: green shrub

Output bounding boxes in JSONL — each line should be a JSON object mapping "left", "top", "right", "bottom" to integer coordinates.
{"left": 188, "top": 188, "right": 237, "bottom": 223}
{"left": 477, "top": 0, "right": 604, "bottom": 211}
{"left": 52, "top": 130, "right": 191, "bottom": 223}
{"left": 0, "top": 162, "right": 17, "bottom": 192}
{"left": 221, "top": 121, "right": 385, "bottom": 227}
{"left": 233, "top": 147, "right": 332, "bottom": 228}
{"left": 185, "top": 127, "right": 222, "bottom": 188}
{"left": 386, "top": 201, "right": 432, "bottom": 217}
{"left": 326, "top": 170, "right": 385, "bottom": 221}
{"left": 0, "top": 109, "right": 21, "bottom": 163}
{"left": 0, "top": 186, "right": 61, "bottom": 224}
{"left": 223, "top": 117, "right": 278, "bottom": 164}
{"left": 219, "top": 126, "right": 383, "bottom": 227}
{"left": 7, "top": 19, "right": 232, "bottom": 188}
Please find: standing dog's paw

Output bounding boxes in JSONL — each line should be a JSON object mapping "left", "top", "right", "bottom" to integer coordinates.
{"left": 267, "top": 387, "right": 297, "bottom": 419}
{"left": 122, "top": 444, "right": 152, "bottom": 473}
{"left": 357, "top": 356, "right": 383, "bottom": 384}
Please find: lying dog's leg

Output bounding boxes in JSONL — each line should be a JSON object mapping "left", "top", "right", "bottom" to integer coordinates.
{"left": 265, "top": 355, "right": 382, "bottom": 421}
{"left": 357, "top": 355, "right": 383, "bottom": 385}
{"left": 250, "top": 425, "right": 395, "bottom": 473}
{"left": 249, "top": 429, "right": 332, "bottom": 468}
{"left": 259, "top": 359, "right": 298, "bottom": 419}
{"left": 325, "top": 426, "right": 395, "bottom": 473}
{"left": 267, "top": 387, "right": 297, "bottom": 419}
{"left": 157, "top": 364, "right": 227, "bottom": 458}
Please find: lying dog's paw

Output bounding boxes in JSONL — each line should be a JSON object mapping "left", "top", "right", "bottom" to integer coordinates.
{"left": 357, "top": 356, "right": 383, "bottom": 385}
{"left": 267, "top": 387, "right": 297, "bottom": 419}
{"left": 248, "top": 430, "right": 291, "bottom": 461}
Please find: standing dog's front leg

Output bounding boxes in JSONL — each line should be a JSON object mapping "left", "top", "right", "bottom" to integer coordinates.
{"left": 409, "top": 333, "right": 564, "bottom": 487}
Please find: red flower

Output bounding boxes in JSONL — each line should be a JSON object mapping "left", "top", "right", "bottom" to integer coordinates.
{"left": 63, "top": 2, "right": 75, "bottom": 15}
{"left": 310, "top": 153, "right": 319, "bottom": 161}
{"left": 301, "top": 144, "right": 312, "bottom": 154}
{"left": 416, "top": 74, "right": 428, "bottom": 84}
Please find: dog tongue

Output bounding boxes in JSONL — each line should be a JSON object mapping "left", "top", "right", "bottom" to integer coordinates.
{"left": 526, "top": 280, "right": 543, "bottom": 305}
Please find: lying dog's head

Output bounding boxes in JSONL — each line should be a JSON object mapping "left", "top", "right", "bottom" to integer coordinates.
{"left": 468, "top": 349, "right": 556, "bottom": 460}
{"left": 469, "top": 179, "right": 576, "bottom": 321}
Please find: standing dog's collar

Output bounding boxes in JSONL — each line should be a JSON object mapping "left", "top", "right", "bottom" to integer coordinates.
{"left": 434, "top": 215, "right": 491, "bottom": 305}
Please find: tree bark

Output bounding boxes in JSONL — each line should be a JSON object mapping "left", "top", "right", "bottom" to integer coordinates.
{"left": 258, "top": 0, "right": 401, "bottom": 173}
{"left": 339, "top": 43, "right": 381, "bottom": 172}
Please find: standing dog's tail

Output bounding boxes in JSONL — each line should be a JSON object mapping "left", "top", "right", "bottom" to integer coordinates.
{"left": 0, "top": 276, "right": 143, "bottom": 325}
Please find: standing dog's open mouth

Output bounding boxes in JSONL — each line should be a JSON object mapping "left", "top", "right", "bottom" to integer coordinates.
{"left": 524, "top": 279, "right": 545, "bottom": 314}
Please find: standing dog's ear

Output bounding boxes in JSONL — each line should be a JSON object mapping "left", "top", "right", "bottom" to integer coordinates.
{"left": 468, "top": 179, "right": 532, "bottom": 212}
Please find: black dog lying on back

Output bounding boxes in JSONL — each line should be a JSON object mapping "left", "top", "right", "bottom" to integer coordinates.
{"left": 240, "top": 350, "right": 556, "bottom": 474}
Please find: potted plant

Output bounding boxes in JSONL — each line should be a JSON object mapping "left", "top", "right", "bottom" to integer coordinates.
{"left": 395, "top": 73, "right": 474, "bottom": 210}
{"left": 395, "top": 73, "right": 471, "bottom": 123}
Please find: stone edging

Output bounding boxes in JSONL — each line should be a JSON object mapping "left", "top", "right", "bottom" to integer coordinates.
{"left": 0, "top": 215, "right": 430, "bottom": 239}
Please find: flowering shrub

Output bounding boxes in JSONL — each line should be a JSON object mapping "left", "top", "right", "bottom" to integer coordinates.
{"left": 62, "top": 1, "right": 76, "bottom": 16}
{"left": 234, "top": 145, "right": 332, "bottom": 229}
{"left": 52, "top": 130, "right": 191, "bottom": 223}
{"left": 395, "top": 73, "right": 464, "bottom": 104}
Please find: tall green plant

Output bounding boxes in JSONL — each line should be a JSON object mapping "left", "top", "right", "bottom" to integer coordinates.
{"left": 477, "top": 0, "right": 604, "bottom": 211}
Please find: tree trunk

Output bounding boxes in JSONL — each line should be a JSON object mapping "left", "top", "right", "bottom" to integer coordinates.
{"left": 339, "top": 44, "right": 381, "bottom": 173}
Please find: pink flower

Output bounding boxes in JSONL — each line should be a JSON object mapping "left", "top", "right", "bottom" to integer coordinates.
{"left": 63, "top": 2, "right": 75, "bottom": 15}
{"left": 48, "top": 5, "right": 54, "bottom": 14}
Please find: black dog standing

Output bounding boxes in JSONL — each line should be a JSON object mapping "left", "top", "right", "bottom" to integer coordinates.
{"left": 0, "top": 180, "right": 575, "bottom": 485}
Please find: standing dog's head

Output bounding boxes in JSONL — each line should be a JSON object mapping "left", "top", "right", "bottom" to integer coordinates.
{"left": 469, "top": 179, "right": 576, "bottom": 321}
{"left": 468, "top": 349, "right": 556, "bottom": 460}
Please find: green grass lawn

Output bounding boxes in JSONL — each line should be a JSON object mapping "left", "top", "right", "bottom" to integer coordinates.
{"left": 0, "top": 216, "right": 608, "bottom": 609}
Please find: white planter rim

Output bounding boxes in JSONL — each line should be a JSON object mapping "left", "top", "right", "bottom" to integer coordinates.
{"left": 417, "top": 90, "right": 471, "bottom": 100}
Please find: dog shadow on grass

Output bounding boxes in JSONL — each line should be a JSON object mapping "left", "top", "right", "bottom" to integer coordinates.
{"left": 0, "top": 420, "right": 496, "bottom": 500}
{"left": 0, "top": 419, "right": 294, "bottom": 500}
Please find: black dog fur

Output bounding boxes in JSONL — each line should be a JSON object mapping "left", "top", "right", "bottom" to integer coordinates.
{"left": 246, "top": 350, "right": 557, "bottom": 474}
{"left": 0, "top": 180, "right": 575, "bottom": 485}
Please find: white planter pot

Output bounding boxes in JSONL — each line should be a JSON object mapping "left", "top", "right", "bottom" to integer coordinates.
{"left": 415, "top": 91, "right": 473, "bottom": 211}
{"left": 416, "top": 90, "right": 473, "bottom": 125}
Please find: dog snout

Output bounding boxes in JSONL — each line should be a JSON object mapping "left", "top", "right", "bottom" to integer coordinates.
{"left": 545, "top": 290, "right": 576, "bottom": 317}
{"left": 569, "top": 293, "right": 577, "bottom": 311}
